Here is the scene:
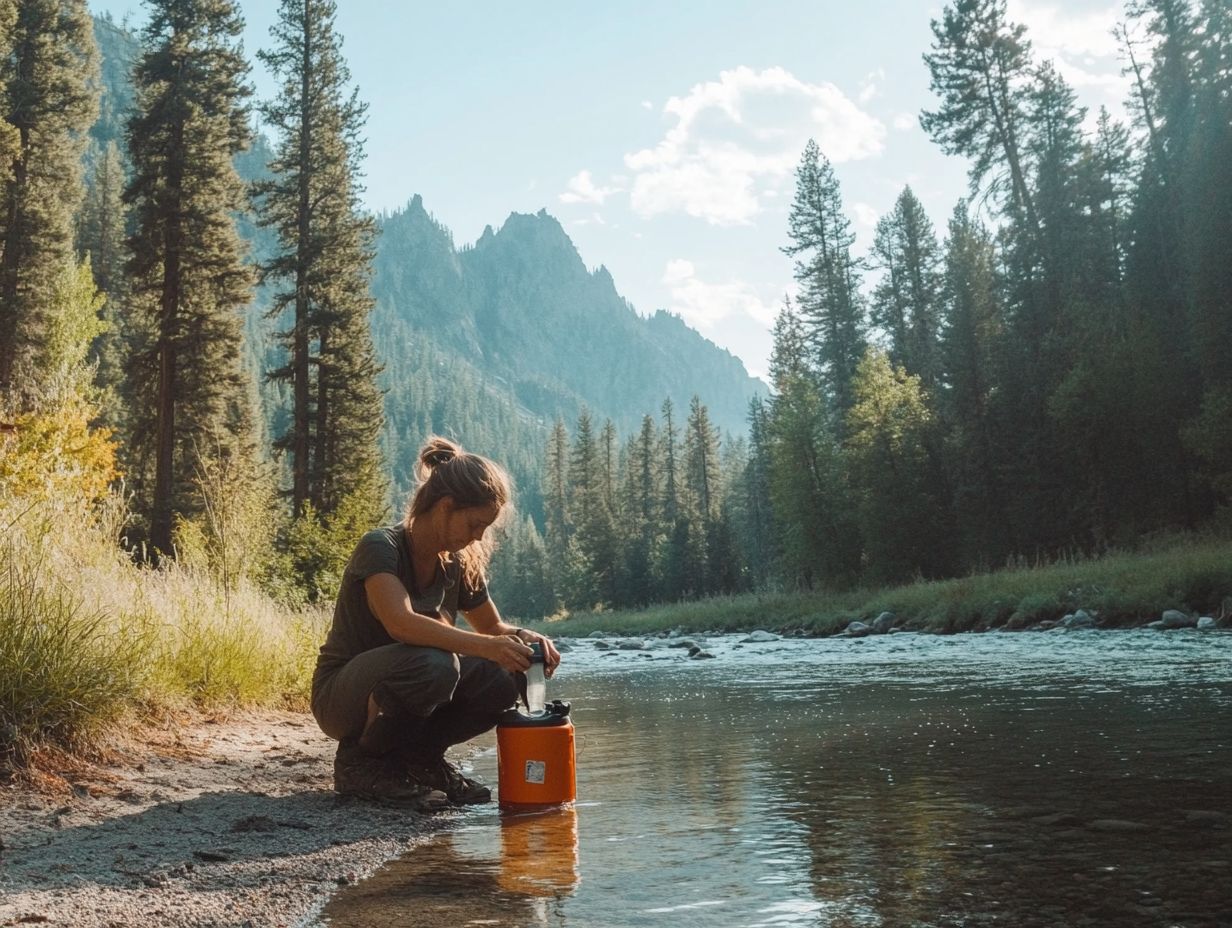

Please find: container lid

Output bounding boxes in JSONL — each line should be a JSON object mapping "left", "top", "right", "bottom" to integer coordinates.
{"left": 499, "top": 699, "right": 572, "bottom": 728}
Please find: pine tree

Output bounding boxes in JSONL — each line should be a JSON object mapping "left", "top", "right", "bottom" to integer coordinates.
{"left": 922, "top": 0, "right": 1038, "bottom": 231}
{"left": 77, "top": 139, "right": 128, "bottom": 419}
{"left": 658, "top": 396, "right": 689, "bottom": 599}
{"left": 543, "top": 417, "right": 571, "bottom": 565}
{"left": 937, "top": 204, "right": 1008, "bottom": 561}
{"left": 684, "top": 395, "right": 720, "bottom": 524}
{"left": 1177, "top": 0, "right": 1232, "bottom": 505}
{"left": 568, "top": 410, "right": 617, "bottom": 607}
{"left": 1088, "top": 108, "right": 1133, "bottom": 283}
{"left": 765, "top": 297, "right": 859, "bottom": 588}
{"left": 619, "top": 414, "right": 659, "bottom": 605}
{"left": 0, "top": 0, "right": 98, "bottom": 399}
{"left": 683, "top": 394, "right": 720, "bottom": 592}
{"left": 870, "top": 186, "right": 944, "bottom": 388}
{"left": 739, "top": 395, "right": 779, "bottom": 583}
{"left": 783, "top": 139, "right": 866, "bottom": 424}
{"left": 123, "top": 0, "right": 258, "bottom": 557}
{"left": 255, "top": 0, "right": 384, "bottom": 524}
{"left": 846, "top": 349, "right": 953, "bottom": 582}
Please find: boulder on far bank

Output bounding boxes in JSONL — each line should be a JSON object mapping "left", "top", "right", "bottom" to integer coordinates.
{"left": 1197, "top": 616, "right": 1217, "bottom": 630}
{"left": 846, "top": 621, "right": 872, "bottom": 638}
{"left": 1161, "top": 609, "right": 1197, "bottom": 629}
{"left": 740, "top": 630, "right": 780, "bottom": 643}
{"left": 872, "top": 612, "right": 895, "bottom": 634}
{"left": 1062, "top": 609, "right": 1096, "bottom": 629}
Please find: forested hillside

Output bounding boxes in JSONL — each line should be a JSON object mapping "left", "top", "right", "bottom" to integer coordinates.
{"left": 3, "top": 0, "right": 1228, "bottom": 625}
{"left": 89, "top": 13, "right": 765, "bottom": 517}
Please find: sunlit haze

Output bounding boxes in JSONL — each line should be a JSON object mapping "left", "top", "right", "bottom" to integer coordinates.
{"left": 90, "top": 0, "right": 1133, "bottom": 380}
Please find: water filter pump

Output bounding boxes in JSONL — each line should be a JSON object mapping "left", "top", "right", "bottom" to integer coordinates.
{"left": 496, "top": 644, "right": 576, "bottom": 807}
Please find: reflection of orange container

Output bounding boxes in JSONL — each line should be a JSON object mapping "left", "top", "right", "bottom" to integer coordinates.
{"left": 498, "top": 806, "right": 580, "bottom": 897}
{"left": 496, "top": 701, "right": 576, "bottom": 808}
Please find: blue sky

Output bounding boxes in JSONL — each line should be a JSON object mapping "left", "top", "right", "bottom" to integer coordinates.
{"left": 92, "top": 0, "right": 1135, "bottom": 380}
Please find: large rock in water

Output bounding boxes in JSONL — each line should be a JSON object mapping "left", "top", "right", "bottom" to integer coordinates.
{"left": 740, "top": 630, "right": 780, "bottom": 643}
{"left": 872, "top": 612, "right": 895, "bottom": 634}
{"left": 1197, "top": 616, "right": 1217, "bottom": 630}
{"left": 616, "top": 638, "right": 647, "bottom": 650}
{"left": 846, "top": 621, "right": 872, "bottom": 638}
{"left": 1161, "top": 609, "right": 1196, "bottom": 629}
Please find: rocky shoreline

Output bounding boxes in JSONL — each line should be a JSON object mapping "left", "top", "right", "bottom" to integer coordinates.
{"left": 0, "top": 711, "right": 464, "bottom": 928}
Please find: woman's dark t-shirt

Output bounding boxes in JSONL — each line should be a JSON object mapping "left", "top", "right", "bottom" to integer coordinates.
{"left": 312, "top": 525, "right": 489, "bottom": 687}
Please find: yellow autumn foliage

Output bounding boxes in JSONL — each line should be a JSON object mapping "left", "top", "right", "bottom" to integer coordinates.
{"left": 0, "top": 398, "right": 119, "bottom": 508}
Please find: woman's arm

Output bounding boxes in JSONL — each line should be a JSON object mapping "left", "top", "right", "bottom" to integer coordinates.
{"left": 462, "top": 599, "right": 562, "bottom": 677}
{"left": 363, "top": 573, "right": 533, "bottom": 673}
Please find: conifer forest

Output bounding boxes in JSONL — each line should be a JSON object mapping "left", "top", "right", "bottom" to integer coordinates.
{"left": 2, "top": 0, "right": 1231, "bottom": 621}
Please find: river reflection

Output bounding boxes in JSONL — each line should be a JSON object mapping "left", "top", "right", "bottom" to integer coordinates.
{"left": 318, "top": 630, "right": 1232, "bottom": 927}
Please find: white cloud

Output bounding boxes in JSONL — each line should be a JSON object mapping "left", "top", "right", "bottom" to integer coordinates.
{"left": 569, "top": 212, "right": 607, "bottom": 228}
{"left": 1007, "top": 0, "right": 1132, "bottom": 105}
{"left": 625, "top": 66, "right": 886, "bottom": 226}
{"left": 852, "top": 202, "right": 880, "bottom": 230}
{"left": 559, "top": 169, "right": 621, "bottom": 206}
{"left": 893, "top": 112, "right": 917, "bottom": 131}
{"left": 1007, "top": 0, "right": 1119, "bottom": 58}
{"left": 641, "top": 100, "right": 654, "bottom": 110}
{"left": 662, "top": 259, "right": 778, "bottom": 331}
{"left": 858, "top": 68, "right": 886, "bottom": 104}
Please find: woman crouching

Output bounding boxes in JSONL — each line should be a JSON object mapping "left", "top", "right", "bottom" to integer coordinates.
{"left": 311, "top": 436, "right": 561, "bottom": 809}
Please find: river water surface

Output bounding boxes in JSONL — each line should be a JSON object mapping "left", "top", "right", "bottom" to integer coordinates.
{"left": 319, "top": 629, "right": 1231, "bottom": 927}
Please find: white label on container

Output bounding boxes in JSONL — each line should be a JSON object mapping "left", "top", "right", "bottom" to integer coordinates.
{"left": 524, "top": 760, "right": 546, "bottom": 784}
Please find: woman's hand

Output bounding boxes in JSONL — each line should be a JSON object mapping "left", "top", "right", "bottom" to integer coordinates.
{"left": 514, "top": 627, "right": 562, "bottom": 678}
{"left": 482, "top": 634, "right": 535, "bottom": 674}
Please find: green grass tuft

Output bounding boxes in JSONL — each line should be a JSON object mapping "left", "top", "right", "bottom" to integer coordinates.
{"left": 0, "top": 545, "right": 144, "bottom": 762}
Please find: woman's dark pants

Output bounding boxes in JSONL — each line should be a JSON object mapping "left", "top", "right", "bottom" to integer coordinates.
{"left": 312, "top": 646, "right": 518, "bottom": 760}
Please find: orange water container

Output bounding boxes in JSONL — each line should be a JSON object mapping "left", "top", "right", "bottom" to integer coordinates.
{"left": 496, "top": 700, "right": 576, "bottom": 808}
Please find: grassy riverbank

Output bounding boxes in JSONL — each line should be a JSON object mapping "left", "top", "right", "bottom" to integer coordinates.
{"left": 528, "top": 537, "right": 1232, "bottom": 638}
{"left": 0, "top": 498, "right": 325, "bottom": 767}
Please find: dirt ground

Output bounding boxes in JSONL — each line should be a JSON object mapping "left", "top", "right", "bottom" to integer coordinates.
{"left": 0, "top": 710, "right": 461, "bottom": 928}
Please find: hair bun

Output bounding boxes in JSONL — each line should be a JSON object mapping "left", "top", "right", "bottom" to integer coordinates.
{"left": 420, "top": 436, "right": 461, "bottom": 471}
{"left": 425, "top": 448, "right": 455, "bottom": 467}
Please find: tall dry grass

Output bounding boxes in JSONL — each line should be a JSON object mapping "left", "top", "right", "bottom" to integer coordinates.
{"left": 0, "top": 493, "right": 326, "bottom": 763}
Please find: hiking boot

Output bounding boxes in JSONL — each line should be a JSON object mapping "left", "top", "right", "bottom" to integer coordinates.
{"left": 403, "top": 753, "right": 491, "bottom": 805}
{"left": 334, "top": 740, "right": 450, "bottom": 812}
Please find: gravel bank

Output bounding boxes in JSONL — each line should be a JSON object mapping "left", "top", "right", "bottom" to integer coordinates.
{"left": 0, "top": 711, "right": 463, "bottom": 928}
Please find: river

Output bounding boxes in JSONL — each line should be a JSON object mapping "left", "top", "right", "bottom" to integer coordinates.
{"left": 318, "top": 628, "right": 1232, "bottom": 927}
